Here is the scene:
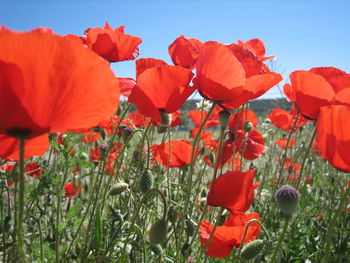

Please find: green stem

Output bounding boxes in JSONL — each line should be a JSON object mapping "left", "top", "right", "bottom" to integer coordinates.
{"left": 17, "top": 138, "right": 28, "bottom": 263}
{"left": 270, "top": 218, "right": 290, "bottom": 263}
{"left": 324, "top": 181, "right": 348, "bottom": 260}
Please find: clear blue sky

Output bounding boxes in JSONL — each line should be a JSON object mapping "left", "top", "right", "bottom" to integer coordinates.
{"left": 1, "top": 0, "right": 350, "bottom": 99}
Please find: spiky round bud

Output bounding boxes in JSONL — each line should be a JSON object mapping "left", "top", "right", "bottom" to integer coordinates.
{"left": 167, "top": 206, "right": 178, "bottom": 224}
{"left": 275, "top": 185, "right": 300, "bottom": 218}
{"left": 108, "top": 182, "right": 129, "bottom": 196}
{"left": 240, "top": 239, "right": 264, "bottom": 261}
{"left": 149, "top": 219, "right": 167, "bottom": 245}
{"left": 185, "top": 218, "right": 196, "bottom": 237}
{"left": 243, "top": 121, "right": 254, "bottom": 132}
{"left": 139, "top": 170, "right": 153, "bottom": 193}
{"left": 219, "top": 109, "right": 231, "bottom": 128}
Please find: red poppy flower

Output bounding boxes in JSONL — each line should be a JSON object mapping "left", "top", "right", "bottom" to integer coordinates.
{"left": 289, "top": 67, "right": 350, "bottom": 119}
{"left": 237, "top": 38, "right": 276, "bottom": 62}
{"left": 99, "top": 115, "right": 121, "bottom": 135}
{"left": 199, "top": 212, "right": 261, "bottom": 258}
{"left": 118, "top": 78, "right": 136, "bottom": 98}
{"left": 203, "top": 140, "right": 235, "bottom": 168}
{"left": 233, "top": 130, "right": 265, "bottom": 160}
{"left": 64, "top": 181, "right": 81, "bottom": 199}
{"left": 188, "top": 110, "right": 220, "bottom": 128}
{"left": 0, "top": 134, "right": 49, "bottom": 161}
{"left": 190, "top": 127, "right": 213, "bottom": 141}
{"left": 84, "top": 22, "right": 142, "bottom": 62}
{"left": 283, "top": 83, "right": 296, "bottom": 102}
{"left": 316, "top": 105, "right": 350, "bottom": 172}
{"left": 151, "top": 140, "right": 200, "bottom": 168}
{"left": 124, "top": 111, "right": 152, "bottom": 128}
{"left": 82, "top": 132, "right": 101, "bottom": 144}
{"left": 282, "top": 157, "right": 301, "bottom": 171}
{"left": 24, "top": 163, "right": 43, "bottom": 179}
{"left": 275, "top": 138, "right": 296, "bottom": 150}
{"left": 128, "top": 60, "right": 195, "bottom": 122}
{"left": 0, "top": 27, "right": 119, "bottom": 142}
{"left": 312, "top": 139, "right": 324, "bottom": 158}
{"left": 193, "top": 41, "right": 282, "bottom": 109}
{"left": 229, "top": 109, "right": 258, "bottom": 131}
{"left": 268, "top": 106, "right": 310, "bottom": 133}
{"left": 207, "top": 170, "right": 256, "bottom": 212}
{"left": 168, "top": 35, "right": 202, "bottom": 68}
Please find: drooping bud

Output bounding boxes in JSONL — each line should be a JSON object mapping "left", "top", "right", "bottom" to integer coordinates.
{"left": 219, "top": 109, "right": 231, "bottom": 128}
{"left": 184, "top": 218, "right": 196, "bottom": 237}
{"left": 275, "top": 185, "right": 300, "bottom": 218}
{"left": 139, "top": 170, "right": 153, "bottom": 193}
{"left": 149, "top": 219, "right": 168, "bottom": 245}
{"left": 108, "top": 182, "right": 129, "bottom": 196}
{"left": 240, "top": 239, "right": 264, "bottom": 261}
{"left": 181, "top": 242, "right": 192, "bottom": 257}
{"left": 243, "top": 121, "right": 254, "bottom": 132}
{"left": 167, "top": 205, "right": 178, "bottom": 224}
{"left": 99, "top": 144, "right": 109, "bottom": 160}
{"left": 150, "top": 244, "right": 163, "bottom": 256}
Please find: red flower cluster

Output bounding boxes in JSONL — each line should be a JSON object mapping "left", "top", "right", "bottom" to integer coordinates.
{"left": 199, "top": 170, "right": 261, "bottom": 258}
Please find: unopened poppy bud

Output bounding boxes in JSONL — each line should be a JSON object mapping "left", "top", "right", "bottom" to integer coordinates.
{"left": 149, "top": 219, "right": 167, "bottom": 245}
{"left": 99, "top": 144, "right": 109, "bottom": 159}
{"left": 185, "top": 218, "right": 196, "bottom": 237}
{"left": 150, "top": 244, "right": 163, "bottom": 256}
{"left": 249, "top": 162, "right": 258, "bottom": 171}
{"left": 243, "top": 121, "right": 254, "bottom": 132}
{"left": 240, "top": 239, "right": 264, "bottom": 261}
{"left": 158, "top": 109, "right": 172, "bottom": 133}
{"left": 181, "top": 242, "right": 192, "bottom": 257}
{"left": 121, "top": 127, "right": 133, "bottom": 142}
{"left": 167, "top": 205, "right": 178, "bottom": 224}
{"left": 139, "top": 170, "right": 153, "bottom": 193}
{"left": 200, "top": 188, "right": 207, "bottom": 198}
{"left": 219, "top": 109, "right": 231, "bottom": 128}
{"left": 275, "top": 185, "right": 300, "bottom": 218}
{"left": 108, "top": 182, "right": 129, "bottom": 196}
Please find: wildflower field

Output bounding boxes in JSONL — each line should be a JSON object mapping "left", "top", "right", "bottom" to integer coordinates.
{"left": 0, "top": 23, "right": 349, "bottom": 263}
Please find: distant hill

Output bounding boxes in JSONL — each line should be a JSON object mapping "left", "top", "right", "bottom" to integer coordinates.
{"left": 180, "top": 98, "right": 291, "bottom": 117}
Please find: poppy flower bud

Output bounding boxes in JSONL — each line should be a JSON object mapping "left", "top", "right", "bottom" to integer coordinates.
{"left": 158, "top": 110, "right": 172, "bottom": 133}
{"left": 108, "top": 182, "right": 129, "bottom": 196}
{"left": 181, "top": 242, "right": 192, "bottom": 257}
{"left": 139, "top": 170, "right": 153, "bottom": 193}
{"left": 275, "top": 185, "right": 300, "bottom": 218}
{"left": 149, "top": 219, "right": 167, "bottom": 245}
{"left": 150, "top": 244, "right": 163, "bottom": 256}
{"left": 243, "top": 121, "right": 254, "bottom": 132}
{"left": 240, "top": 239, "right": 264, "bottom": 261}
{"left": 219, "top": 109, "right": 231, "bottom": 128}
{"left": 121, "top": 127, "right": 133, "bottom": 142}
{"left": 99, "top": 144, "right": 109, "bottom": 160}
{"left": 185, "top": 218, "right": 196, "bottom": 237}
{"left": 200, "top": 188, "right": 207, "bottom": 198}
{"left": 167, "top": 205, "right": 178, "bottom": 224}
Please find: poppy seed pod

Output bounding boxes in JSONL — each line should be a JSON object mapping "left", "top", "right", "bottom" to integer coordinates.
{"left": 158, "top": 110, "right": 172, "bottom": 133}
{"left": 149, "top": 219, "right": 167, "bottom": 245}
{"left": 240, "top": 239, "right": 264, "bottom": 261}
{"left": 219, "top": 109, "right": 231, "bottom": 128}
{"left": 98, "top": 144, "right": 109, "bottom": 160}
{"left": 243, "top": 121, "right": 254, "bottom": 132}
{"left": 275, "top": 185, "right": 300, "bottom": 218}
{"left": 108, "top": 182, "right": 129, "bottom": 196}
